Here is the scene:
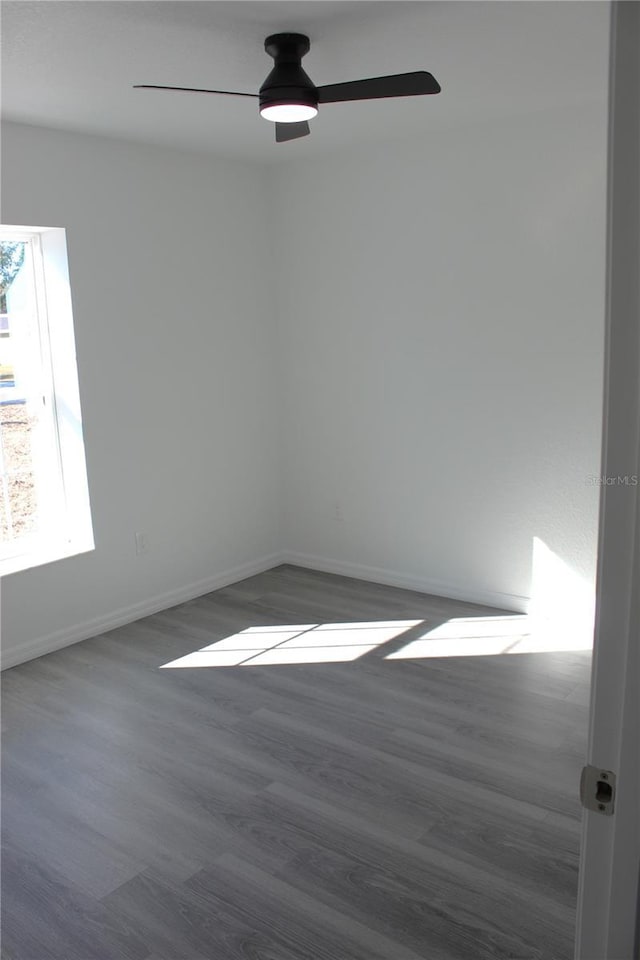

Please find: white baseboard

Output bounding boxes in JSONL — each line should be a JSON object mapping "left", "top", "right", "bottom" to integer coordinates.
{"left": 2, "top": 549, "right": 529, "bottom": 671}
{"left": 282, "top": 551, "right": 529, "bottom": 613}
{"left": 0, "top": 552, "right": 284, "bottom": 671}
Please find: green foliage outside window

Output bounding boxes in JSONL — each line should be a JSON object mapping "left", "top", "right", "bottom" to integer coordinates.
{"left": 0, "top": 242, "right": 26, "bottom": 313}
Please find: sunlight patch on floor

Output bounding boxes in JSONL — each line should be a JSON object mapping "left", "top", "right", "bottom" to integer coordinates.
{"left": 385, "top": 614, "right": 592, "bottom": 660}
{"left": 159, "top": 621, "right": 423, "bottom": 668}
{"left": 159, "top": 611, "right": 593, "bottom": 669}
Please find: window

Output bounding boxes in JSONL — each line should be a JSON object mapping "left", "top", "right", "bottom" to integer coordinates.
{"left": 0, "top": 226, "right": 93, "bottom": 576}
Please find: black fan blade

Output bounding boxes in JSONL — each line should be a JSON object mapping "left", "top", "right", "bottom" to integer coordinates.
{"left": 317, "top": 71, "right": 440, "bottom": 104}
{"left": 133, "top": 84, "right": 258, "bottom": 98}
{"left": 275, "top": 121, "right": 310, "bottom": 143}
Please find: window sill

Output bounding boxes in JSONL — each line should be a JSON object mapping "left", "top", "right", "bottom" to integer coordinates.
{"left": 0, "top": 538, "right": 95, "bottom": 578}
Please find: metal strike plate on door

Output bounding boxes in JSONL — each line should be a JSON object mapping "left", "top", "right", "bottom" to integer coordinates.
{"left": 580, "top": 765, "right": 616, "bottom": 815}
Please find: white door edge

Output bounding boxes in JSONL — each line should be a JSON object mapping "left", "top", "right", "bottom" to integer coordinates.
{"left": 574, "top": 3, "right": 640, "bottom": 958}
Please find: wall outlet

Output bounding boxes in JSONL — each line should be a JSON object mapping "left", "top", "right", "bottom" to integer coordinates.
{"left": 135, "top": 531, "right": 148, "bottom": 555}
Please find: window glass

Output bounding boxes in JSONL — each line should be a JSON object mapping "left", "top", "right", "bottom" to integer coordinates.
{"left": 1, "top": 238, "right": 64, "bottom": 556}
{"left": 1, "top": 242, "right": 35, "bottom": 543}
{"left": 0, "top": 227, "right": 93, "bottom": 575}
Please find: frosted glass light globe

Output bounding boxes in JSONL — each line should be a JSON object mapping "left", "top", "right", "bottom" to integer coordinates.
{"left": 260, "top": 103, "right": 318, "bottom": 123}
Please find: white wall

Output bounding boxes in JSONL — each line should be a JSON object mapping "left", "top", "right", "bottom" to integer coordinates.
{"left": 273, "top": 103, "right": 607, "bottom": 616}
{"left": 0, "top": 92, "right": 608, "bottom": 665}
{"left": 0, "top": 123, "right": 280, "bottom": 666}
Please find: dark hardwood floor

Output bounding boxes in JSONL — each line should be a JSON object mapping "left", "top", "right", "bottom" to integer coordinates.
{"left": 1, "top": 564, "right": 591, "bottom": 959}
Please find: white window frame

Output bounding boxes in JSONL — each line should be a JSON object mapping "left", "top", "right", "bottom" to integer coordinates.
{"left": 0, "top": 225, "right": 94, "bottom": 577}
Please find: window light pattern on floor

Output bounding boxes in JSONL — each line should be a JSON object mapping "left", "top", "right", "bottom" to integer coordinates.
{"left": 160, "top": 621, "right": 423, "bottom": 669}
{"left": 385, "top": 615, "right": 592, "bottom": 659}
{"left": 159, "top": 614, "right": 592, "bottom": 670}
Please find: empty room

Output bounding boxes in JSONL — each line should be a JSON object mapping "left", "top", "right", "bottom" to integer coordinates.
{"left": 1, "top": 2, "right": 639, "bottom": 958}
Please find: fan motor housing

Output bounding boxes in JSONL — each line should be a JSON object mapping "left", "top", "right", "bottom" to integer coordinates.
{"left": 259, "top": 33, "right": 318, "bottom": 112}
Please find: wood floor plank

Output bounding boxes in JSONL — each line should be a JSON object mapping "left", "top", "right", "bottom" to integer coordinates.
{"left": 260, "top": 780, "right": 574, "bottom": 958}
{"left": 231, "top": 704, "right": 558, "bottom": 824}
{"left": 2, "top": 771, "right": 148, "bottom": 899}
{"left": 103, "top": 867, "right": 275, "bottom": 960}
{"left": 272, "top": 840, "right": 545, "bottom": 960}
{"left": 2, "top": 564, "right": 589, "bottom": 959}
{"left": 249, "top": 701, "right": 582, "bottom": 810}
{"left": 0, "top": 840, "right": 150, "bottom": 960}
{"left": 422, "top": 807, "right": 580, "bottom": 908}
{"left": 189, "top": 854, "right": 429, "bottom": 960}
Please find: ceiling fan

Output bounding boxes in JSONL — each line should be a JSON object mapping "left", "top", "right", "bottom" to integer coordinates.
{"left": 134, "top": 32, "right": 441, "bottom": 143}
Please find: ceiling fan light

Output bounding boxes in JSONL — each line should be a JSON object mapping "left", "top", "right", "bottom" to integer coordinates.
{"left": 260, "top": 103, "right": 318, "bottom": 123}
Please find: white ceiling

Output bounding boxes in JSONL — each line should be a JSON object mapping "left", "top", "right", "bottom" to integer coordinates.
{"left": 2, "top": 1, "right": 609, "bottom": 162}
